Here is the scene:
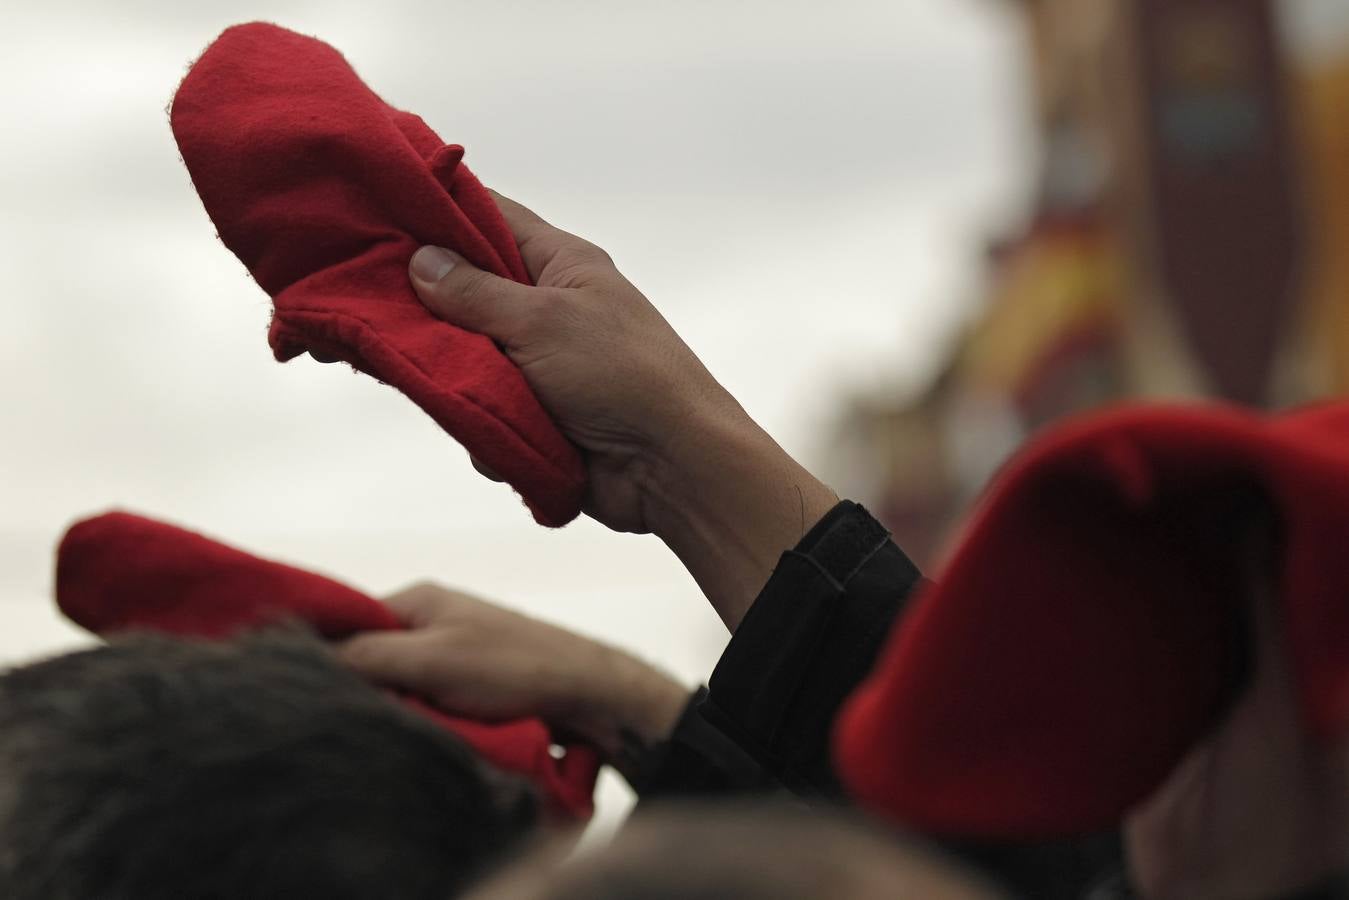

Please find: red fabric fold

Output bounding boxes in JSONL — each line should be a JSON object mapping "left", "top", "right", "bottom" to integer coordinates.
{"left": 835, "top": 402, "right": 1349, "bottom": 838}
{"left": 170, "top": 22, "right": 585, "bottom": 526}
{"left": 56, "top": 511, "right": 599, "bottom": 821}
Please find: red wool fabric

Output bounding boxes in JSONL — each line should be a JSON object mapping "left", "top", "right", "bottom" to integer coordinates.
{"left": 170, "top": 22, "right": 585, "bottom": 527}
{"left": 834, "top": 402, "right": 1349, "bottom": 838}
{"left": 55, "top": 511, "right": 599, "bottom": 821}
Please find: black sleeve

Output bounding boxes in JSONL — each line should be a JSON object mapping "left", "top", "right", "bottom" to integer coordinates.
{"left": 632, "top": 500, "right": 926, "bottom": 801}
{"left": 627, "top": 501, "right": 1137, "bottom": 900}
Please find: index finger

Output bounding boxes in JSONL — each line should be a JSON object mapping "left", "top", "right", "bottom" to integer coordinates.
{"left": 486, "top": 187, "right": 580, "bottom": 281}
{"left": 487, "top": 187, "right": 549, "bottom": 231}
{"left": 336, "top": 629, "right": 446, "bottom": 693}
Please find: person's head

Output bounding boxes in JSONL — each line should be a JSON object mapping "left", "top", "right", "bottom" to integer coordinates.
{"left": 465, "top": 800, "right": 1005, "bottom": 900}
{"left": 0, "top": 628, "right": 538, "bottom": 899}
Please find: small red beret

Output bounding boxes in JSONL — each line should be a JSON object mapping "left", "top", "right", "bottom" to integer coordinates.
{"left": 170, "top": 22, "right": 585, "bottom": 526}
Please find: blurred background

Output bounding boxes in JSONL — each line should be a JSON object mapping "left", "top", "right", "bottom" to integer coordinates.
{"left": 1, "top": 0, "right": 1345, "bottom": 832}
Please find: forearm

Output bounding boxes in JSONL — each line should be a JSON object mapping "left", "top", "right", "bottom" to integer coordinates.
{"left": 679, "top": 501, "right": 923, "bottom": 797}
{"left": 640, "top": 404, "right": 840, "bottom": 631}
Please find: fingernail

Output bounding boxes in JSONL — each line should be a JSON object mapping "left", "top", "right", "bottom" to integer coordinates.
{"left": 411, "top": 245, "right": 458, "bottom": 282}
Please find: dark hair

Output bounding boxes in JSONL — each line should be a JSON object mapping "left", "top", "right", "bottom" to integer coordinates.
{"left": 0, "top": 628, "right": 538, "bottom": 899}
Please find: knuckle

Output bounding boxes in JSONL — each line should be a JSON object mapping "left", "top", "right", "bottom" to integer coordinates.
{"left": 388, "top": 580, "right": 444, "bottom": 617}
{"left": 337, "top": 637, "right": 378, "bottom": 667}
{"left": 406, "top": 579, "right": 440, "bottom": 596}
{"left": 548, "top": 244, "right": 614, "bottom": 287}
{"left": 577, "top": 240, "right": 614, "bottom": 267}
{"left": 454, "top": 270, "right": 494, "bottom": 306}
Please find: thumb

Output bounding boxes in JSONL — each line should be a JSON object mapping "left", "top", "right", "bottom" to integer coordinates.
{"left": 409, "top": 245, "right": 537, "bottom": 345}
{"left": 336, "top": 629, "right": 447, "bottom": 695}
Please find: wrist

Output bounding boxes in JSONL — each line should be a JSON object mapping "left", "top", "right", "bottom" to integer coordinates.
{"left": 638, "top": 403, "right": 839, "bottom": 629}
{"left": 561, "top": 647, "right": 687, "bottom": 764}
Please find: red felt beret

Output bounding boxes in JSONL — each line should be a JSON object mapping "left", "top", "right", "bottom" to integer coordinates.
{"left": 834, "top": 402, "right": 1349, "bottom": 838}
{"left": 55, "top": 511, "right": 599, "bottom": 821}
{"left": 170, "top": 22, "right": 585, "bottom": 526}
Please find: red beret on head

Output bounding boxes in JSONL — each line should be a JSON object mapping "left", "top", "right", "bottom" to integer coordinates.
{"left": 55, "top": 511, "right": 599, "bottom": 821}
{"left": 169, "top": 22, "right": 585, "bottom": 526}
{"left": 834, "top": 402, "right": 1349, "bottom": 839}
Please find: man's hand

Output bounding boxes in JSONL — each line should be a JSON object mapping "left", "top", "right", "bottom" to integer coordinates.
{"left": 408, "top": 190, "right": 735, "bottom": 536}
{"left": 408, "top": 191, "right": 838, "bottom": 627}
{"left": 337, "top": 582, "right": 689, "bottom": 770}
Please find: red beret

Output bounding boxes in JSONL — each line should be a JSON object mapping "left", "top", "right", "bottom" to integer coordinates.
{"left": 170, "top": 22, "right": 585, "bottom": 526}
{"left": 56, "top": 511, "right": 599, "bottom": 821}
{"left": 835, "top": 402, "right": 1349, "bottom": 838}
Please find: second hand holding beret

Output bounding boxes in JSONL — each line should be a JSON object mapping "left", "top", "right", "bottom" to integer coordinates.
{"left": 55, "top": 510, "right": 600, "bottom": 821}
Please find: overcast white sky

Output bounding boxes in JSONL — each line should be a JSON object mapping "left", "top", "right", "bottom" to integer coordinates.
{"left": 0, "top": 0, "right": 1036, "bottom": 827}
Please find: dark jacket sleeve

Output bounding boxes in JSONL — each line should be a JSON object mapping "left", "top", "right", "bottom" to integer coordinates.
{"left": 627, "top": 501, "right": 1138, "bottom": 900}
{"left": 631, "top": 500, "right": 925, "bottom": 800}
